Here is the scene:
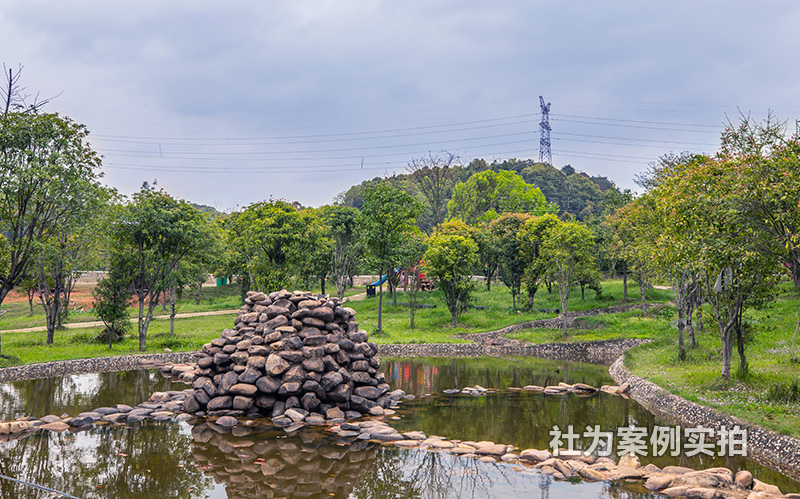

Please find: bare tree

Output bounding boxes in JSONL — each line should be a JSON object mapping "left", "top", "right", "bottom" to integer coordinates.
{"left": 406, "top": 152, "right": 459, "bottom": 233}
{"left": 1, "top": 64, "right": 59, "bottom": 114}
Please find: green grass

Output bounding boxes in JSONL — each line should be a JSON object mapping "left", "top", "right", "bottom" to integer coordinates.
{"left": 625, "top": 281, "right": 800, "bottom": 437}
{"left": 508, "top": 306, "right": 675, "bottom": 343}
{"left": 349, "top": 278, "right": 671, "bottom": 344}
{"left": 0, "top": 313, "right": 234, "bottom": 367}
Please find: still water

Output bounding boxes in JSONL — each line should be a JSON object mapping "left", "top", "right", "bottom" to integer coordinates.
{"left": 0, "top": 357, "right": 796, "bottom": 498}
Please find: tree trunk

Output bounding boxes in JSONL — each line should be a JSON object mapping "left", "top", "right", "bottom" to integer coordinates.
{"left": 195, "top": 282, "right": 203, "bottom": 305}
{"left": 675, "top": 274, "right": 685, "bottom": 361}
{"left": 138, "top": 296, "right": 146, "bottom": 351}
{"left": 560, "top": 283, "right": 570, "bottom": 335}
{"left": 377, "top": 265, "right": 384, "bottom": 333}
{"left": 735, "top": 306, "right": 747, "bottom": 376}
{"left": 622, "top": 262, "right": 628, "bottom": 302}
{"left": 640, "top": 278, "right": 647, "bottom": 316}
{"left": 320, "top": 276, "right": 326, "bottom": 296}
{"left": 170, "top": 287, "right": 176, "bottom": 337}
{"left": 27, "top": 288, "right": 34, "bottom": 316}
{"left": 580, "top": 284, "right": 585, "bottom": 301}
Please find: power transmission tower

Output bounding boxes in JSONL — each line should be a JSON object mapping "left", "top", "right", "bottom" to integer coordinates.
{"left": 539, "top": 95, "right": 552, "bottom": 165}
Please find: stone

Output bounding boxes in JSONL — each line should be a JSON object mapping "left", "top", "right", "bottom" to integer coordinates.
{"left": 751, "top": 479, "right": 781, "bottom": 495}
{"left": 265, "top": 354, "right": 291, "bottom": 376}
{"left": 735, "top": 470, "right": 753, "bottom": 489}
{"left": 618, "top": 453, "right": 640, "bottom": 469}
{"left": 661, "top": 487, "right": 690, "bottom": 497}
{"left": 520, "top": 449, "right": 552, "bottom": 462}
{"left": 41, "top": 422, "right": 70, "bottom": 432}
{"left": 219, "top": 371, "right": 240, "bottom": 393}
{"left": 216, "top": 416, "right": 238, "bottom": 427}
{"left": 233, "top": 396, "right": 254, "bottom": 411}
{"left": 207, "top": 396, "right": 233, "bottom": 411}
{"left": 229, "top": 383, "right": 257, "bottom": 397}
{"left": 256, "top": 376, "right": 281, "bottom": 394}
{"left": 645, "top": 475, "right": 674, "bottom": 490}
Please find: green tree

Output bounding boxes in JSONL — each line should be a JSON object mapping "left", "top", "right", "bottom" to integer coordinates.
{"left": 540, "top": 220, "right": 597, "bottom": 333}
{"left": 447, "top": 170, "right": 555, "bottom": 224}
{"left": 226, "top": 200, "right": 309, "bottom": 293}
{"left": 359, "top": 183, "right": 423, "bottom": 333}
{"left": 653, "top": 155, "right": 779, "bottom": 378}
{"left": 424, "top": 233, "right": 478, "bottom": 326}
{"left": 490, "top": 213, "right": 530, "bottom": 310}
{"left": 34, "top": 184, "right": 111, "bottom": 344}
{"left": 110, "top": 185, "right": 211, "bottom": 350}
{"left": 92, "top": 254, "right": 133, "bottom": 348}
{"left": 517, "top": 213, "right": 561, "bottom": 310}
{"left": 395, "top": 231, "right": 428, "bottom": 329}
{"left": 0, "top": 111, "right": 102, "bottom": 355}
{"left": 320, "top": 205, "right": 361, "bottom": 299}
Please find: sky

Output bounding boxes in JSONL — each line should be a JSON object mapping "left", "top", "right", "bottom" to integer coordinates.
{"left": 2, "top": 1, "right": 800, "bottom": 211}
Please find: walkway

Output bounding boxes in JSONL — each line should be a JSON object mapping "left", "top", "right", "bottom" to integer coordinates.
{"left": 0, "top": 309, "right": 239, "bottom": 334}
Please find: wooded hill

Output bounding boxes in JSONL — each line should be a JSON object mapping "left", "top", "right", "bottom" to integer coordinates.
{"left": 334, "top": 157, "right": 620, "bottom": 232}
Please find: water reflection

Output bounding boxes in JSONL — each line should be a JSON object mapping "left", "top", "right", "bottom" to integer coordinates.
{"left": 0, "top": 358, "right": 796, "bottom": 497}
{"left": 190, "top": 422, "right": 379, "bottom": 499}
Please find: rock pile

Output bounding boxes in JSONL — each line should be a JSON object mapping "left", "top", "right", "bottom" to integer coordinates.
{"left": 183, "top": 290, "right": 392, "bottom": 425}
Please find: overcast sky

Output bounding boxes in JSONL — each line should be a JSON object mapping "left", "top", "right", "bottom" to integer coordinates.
{"left": 3, "top": 1, "right": 799, "bottom": 210}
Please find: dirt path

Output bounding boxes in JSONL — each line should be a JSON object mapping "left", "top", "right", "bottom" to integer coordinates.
{"left": 0, "top": 309, "right": 239, "bottom": 334}
{"left": 344, "top": 292, "right": 367, "bottom": 302}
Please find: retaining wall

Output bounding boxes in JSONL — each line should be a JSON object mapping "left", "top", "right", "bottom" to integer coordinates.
{"left": 610, "top": 357, "right": 800, "bottom": 482}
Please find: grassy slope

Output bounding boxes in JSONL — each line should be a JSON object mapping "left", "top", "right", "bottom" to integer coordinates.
{"left": 350, "top": 279, "right": 672, "bottom": 344}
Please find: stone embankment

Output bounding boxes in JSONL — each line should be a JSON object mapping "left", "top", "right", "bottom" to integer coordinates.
{"left": 610, "top": 357, "right": 800, "bottom": 484}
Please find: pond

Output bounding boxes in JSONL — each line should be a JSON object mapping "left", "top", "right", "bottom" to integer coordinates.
{"left": 0, "top": 357, "right": 797, "bottom": 498}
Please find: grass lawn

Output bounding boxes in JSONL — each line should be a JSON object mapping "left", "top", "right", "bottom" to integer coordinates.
{"left": 349, "top": 278, "right": 672, "bottom": 344}
{"left": 0, "top": 313, "right": 234, "bottom": 368}
{"left": 624, "top": 282, "right": 800, "bottom": 437}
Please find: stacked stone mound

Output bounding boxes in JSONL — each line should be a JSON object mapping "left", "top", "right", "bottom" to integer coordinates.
{"left": 184, "top": 289, "right": 390, "bottom": 422}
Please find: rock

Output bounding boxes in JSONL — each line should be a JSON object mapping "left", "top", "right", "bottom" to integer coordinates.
{"left": 265, "top": 354, "right": 291, "bottom": 376}
{"left": 216, "top": 416, "right": 238, "bottom": 427}
{"left": 229, "top": 383, "right": 258, "bottom": 397}
{"left": 663, "top": 466, "right": 695, "bottom": 475}
{"left": 685, "top": 488, "right": 723, "bottom": 499}
{"left": 752, "top": 479, "right": 781, "bottom": 495}
{"left": 618, "top": 453, "right": 640, "bottom": 469}
{"left": 662, "top": 487, "right": 691, "bottom": 497}
{"left": 579, "top": 468, "right": 606, "bottom": 481}
{"left": 645, "top": 475, "right": 674, "bottom": 490}
{"left": 325, "top": 407, "right": 345, "bottom": 420}
{"left": 735, "top": 470, "right": 753, "bottom": 489}
{"left": 520, "top": 449, "right": 551, "bottom": 462}
{"left": 41, "top": 421, "right": 71, "bottom": 432}
{"left": 207, "top": 396, "right": 233, "bottom": 411}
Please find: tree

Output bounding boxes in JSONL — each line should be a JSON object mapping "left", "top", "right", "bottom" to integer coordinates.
{"left": 540, "top": 220, "right": 597, "bottom": 334}
{"left": 447, "top": 170, "right": 555, "bottom": 224}
{"left": 424, "top": 234, "right": 478, "bottom": 326}
{"left": 320, "top": 205, "right": 361, "bottom": 300}
{"left": 517, "top": 213, "right": 560, "bottom": 310}
{"left": 0, "top": 111, "right": 102, "bottom": 355}
{"left": 359, "top": 184, "right": 423, "bottom": 334}
{"left": 406, "top": 152, "right": 458, "bottom": 233}
{"left": 395, "top": 231, "right": 428, "bottom": 329}
{"left": 490, "top": 213, "right": 530, "bottom": 310}
{"left": 724, "top": 116, "right": 800, "bottom": 301}
{"left": 110, "top": 185, "right": 211, "bottom": 350}
{"left": 92, "top": 254, "right": 133, "bottom": 348}
{"left": 608, "top": 195, "right": 660, "bottom": 316}
{"left": 652, "top": 155, "right": 779, "bottom": 378}
{"left": 34, "top": 184, "right": 110, "bottom": 344}
{"left": 225, "top": 200, "right": 309, "bottom": 293}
